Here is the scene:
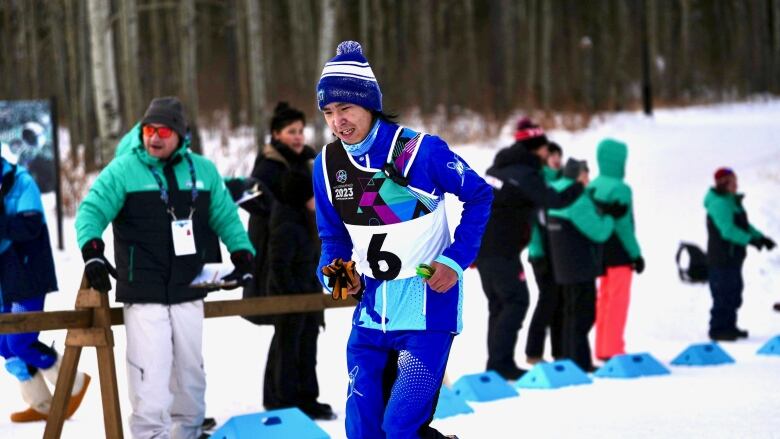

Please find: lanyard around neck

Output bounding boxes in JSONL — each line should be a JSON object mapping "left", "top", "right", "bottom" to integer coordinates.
{"left": 147, "top": 154, "right": 198, "bottom": 220}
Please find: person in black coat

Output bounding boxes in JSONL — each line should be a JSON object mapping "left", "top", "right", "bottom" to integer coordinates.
{"left": 476, "top": 118, "right": 585, "bottom": 380}
{"left": 242, "top": 102, "right": 318, "bottom": 325}
{"left": 262, "top": 170, "right": 335, "bottom": 420}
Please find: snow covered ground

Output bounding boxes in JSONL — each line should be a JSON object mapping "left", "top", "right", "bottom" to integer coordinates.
{"left": 2, "top": 100, "right": 780, "bottom": 438}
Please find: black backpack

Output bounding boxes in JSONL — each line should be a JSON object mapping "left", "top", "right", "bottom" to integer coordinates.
{"left": 676, "top": 242, "right": 709, "bottom": 283}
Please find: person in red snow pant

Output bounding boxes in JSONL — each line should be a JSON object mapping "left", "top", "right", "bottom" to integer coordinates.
{"left": 595, "top": 266, "right": 633, "bottom": 360}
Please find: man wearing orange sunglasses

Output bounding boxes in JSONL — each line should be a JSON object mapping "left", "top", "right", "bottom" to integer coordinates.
{"left": 76, "top": 96, "right": 254, "bottom": 439}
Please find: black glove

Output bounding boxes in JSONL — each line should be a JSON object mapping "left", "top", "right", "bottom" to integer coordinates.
{"left": 599, "top": 201, "right": 629, "bottom": 218}
{"left": 633, "top": 256, "right": 645, "bottom": 274}
{"left": 749, "top": 238, "right": 764, "bottom": 250}
{"left": 81, "top": 239, "right": 117, "bottom": 292}
{"left": 761, "top": 236, "right": 776, "bottom": 251}
{"left": 221, "top": 250, "right": 255, "bottom": 290}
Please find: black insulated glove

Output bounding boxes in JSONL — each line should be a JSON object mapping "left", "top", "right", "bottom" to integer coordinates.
{"left": 221, "top": 250, "right": 255, "bottom": 290}
{"left": 749, "top": 237, "right": 764, "bottom": 250}
{"left": 81, "top": 239, "right": 117, "bottom": 292}
{"left": 633, "top": 256, "right": 645, "bottom": 274}
{"left": 761, "top": 236, "right": 776, "bottom": 251}
{"left": 599, "top": 201, "right": 629, "bottom": 218}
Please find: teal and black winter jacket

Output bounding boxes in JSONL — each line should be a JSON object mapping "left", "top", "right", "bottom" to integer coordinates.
{"left": 527, "top": 165, "right": 562, "bottom": 260}
{"left": 547, "top": 177, "right": 615, "bottom": 284}
{"left": 75, "top": 130, "right": 253, "bottom": 304}
{"left": 588, "top": 139, "right": 642, "bottom": 267}
{"left": 704, "top": 188, "right": 763, "bottom": 267}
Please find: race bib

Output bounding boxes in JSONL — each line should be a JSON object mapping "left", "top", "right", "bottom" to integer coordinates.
{"left": 171, "top": 219, "right": 196, "bottom": 256}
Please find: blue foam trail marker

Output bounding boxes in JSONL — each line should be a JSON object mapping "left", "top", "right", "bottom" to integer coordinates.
{"left": 757, "top": 335, "right": 780, "bottom": 356}
{"left": 209, "top": 408, "right": 329, "bottom": 439}
{"left": 594, "top": 353, "right": 670, "bottom": 378}
{"left": 515, "top": 360, "right": 592, "bottom": 389}
{"left": 671, "top": 342, "right": 734, "bottom": 366}
{"left": 434, "top": 385, "right": 474, "bottom": 419}
{"left": 452, "top": 371, "right": 518, "bottom": 402}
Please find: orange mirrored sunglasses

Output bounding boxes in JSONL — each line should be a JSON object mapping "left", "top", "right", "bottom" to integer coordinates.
{"left": 142, "top": 125, "right": 175, "bottom": 139}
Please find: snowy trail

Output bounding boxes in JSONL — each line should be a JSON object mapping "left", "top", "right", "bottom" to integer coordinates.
{"left": 2, "top": 101, "right": 780, "bottom": 438}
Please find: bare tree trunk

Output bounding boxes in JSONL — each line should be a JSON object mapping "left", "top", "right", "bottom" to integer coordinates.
{"left": 435, "top": 0, "right": 449, "bottom": 115}
{"left": 119, "top": 0, "right": 142, "bottom": 126}
{"left": 64, "top": 0, "right": 83, "bottom": 162}
{"left": 48, "top": 1, "right": 69, "bottom": 125}
{"left": 78, "top": 0, "right": 98, "bottom": 170}
{"left": 314, "top": 0, "right": 337, "bottom": 148}
{"left": 149, "top": 0, "right": 164, "bottom": 97}
{"left": 180, "top": 0, "right": 201, "bottom": 152}
{"left": 679, "top": 0, "right": 691, "bottom": 100}
{"left": 87, "top": 0, "right": 122, "bottom": 166}
{"left": 463, "top": 0, "right": 479, "bottom": 100}
{"left": 525, "top": 0, "right": 538, "bottom": 105}
{"left": 502, "top": 0, "right": 516, "bottom": 103}
{"left": 224, "top": 0, "right": 242, "bottom": 128}
{"left": 236, "top": 0, "right": 250, "bottom": 124}
{"left": 774, "top": 0, "right": 780, "bottom": 91}
{"left": 370, "top": 0, "right": 385, "bottom": 87}
{"left": 288, "top": 0, "right": 315, "bottom": 88}
{"left": 24, "top": 0, "right": 39, "bottom": 97}
{"left": 540, "top": 0, "right": 553, "bottom": 110}
{"left": 489, "top": 1, "right": 508, "bottom": 116}
{"left": 418, "top": 1, "right": 434, "bottom": 114}
{"left": 246, "top": 0, "right": 268, "bottom": 149}
{"left": 360, "top": 0, "right": 370, "bottom": 48}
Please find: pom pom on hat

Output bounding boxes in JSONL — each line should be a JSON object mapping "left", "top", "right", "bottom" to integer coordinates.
{"left": 337, "top": 41, "right": 363, "bottom": 56}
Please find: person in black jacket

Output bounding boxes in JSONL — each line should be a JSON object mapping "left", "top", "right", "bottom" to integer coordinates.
{"left": 476, "top": 119, "right": 585, "bottom": 380}
{"left": 263, "top": 171, "right": 335, "bottom": 420}
{"left": 242, "top": 103, "right": 317, "bottom": 325}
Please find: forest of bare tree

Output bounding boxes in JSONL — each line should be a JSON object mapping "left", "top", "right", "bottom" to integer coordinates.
{"left": 1, "top": 0, "right": 779, "bottom": 170}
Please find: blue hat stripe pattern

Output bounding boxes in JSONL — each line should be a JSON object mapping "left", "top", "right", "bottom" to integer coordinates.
{"left": 317, "top": 41, "right": 382, "bottom": 112}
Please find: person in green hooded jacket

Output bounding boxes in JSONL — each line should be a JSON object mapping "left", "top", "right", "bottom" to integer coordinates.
{"left": 547, "top": 158, "right": 622, "bottom": 372}
{"left": 588, "top": 138, "right": 643, "bottom": 361}
{"left": 75, "top": 97, "right": 255, "bottom": 439}
{"left": 705, "top": 167, "right": 774, "bottom": 341}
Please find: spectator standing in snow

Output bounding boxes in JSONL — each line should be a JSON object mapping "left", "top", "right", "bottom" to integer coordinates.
{"left": 243, "top": 102, "right": 318, "bottom": 327}
{"left": 75, "top": 97, "right": 255, "bottom": 439}
{"left": 589, "top": 139, "right": 644, "bottom": 361}
{"left": 478, "top": 121, "right": 584, "bottom": 379}
{"left": 313, "top": 40, "right": 492, "bottom": 438}
{"left": 260, "top": 114, "right": 334, "bottom": 420}
{"left": 705, "top": 167, "right": 775, "bottom": 341}
{"left": 547, "top": 159, "right": 621, "bottom": 372}
{"left": 0, "top": 156, "right": 91, "bottom": 423}
{"left": 524, "top": 141, "right": 567, "bottom": 365}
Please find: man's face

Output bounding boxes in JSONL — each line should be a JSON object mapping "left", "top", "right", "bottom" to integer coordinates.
{"left": 322, "top": 102, "right": 373, "bottom": 144}
{"left": 142, "top": 124, "right": 180, "bottom": 160}
{"left": 547, "top": 152, "right": 562, "bottom": 170}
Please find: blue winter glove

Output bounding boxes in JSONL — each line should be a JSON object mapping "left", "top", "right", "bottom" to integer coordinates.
{"left": 221, "top": 250, "right": 255, "bottom": 290}
{"left": 81, "top": 239, "right": 118, "bottom": 292}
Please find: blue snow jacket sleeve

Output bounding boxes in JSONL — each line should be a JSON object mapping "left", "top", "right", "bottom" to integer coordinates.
{"left": 313, "top": 152, "right": 353, "bottom": 289}
{"left": 422, "top": 136, "right": 493, "bottom": 270}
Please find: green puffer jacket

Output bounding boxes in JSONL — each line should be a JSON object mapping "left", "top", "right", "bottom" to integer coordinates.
{"left": 76, "top": 130, "right": 254, "bottom": 304}
{"left": 704, "top": 188, "right": 763, "bottom": 266}
{"left": 588, "top": 138, "right": 641, "bottom": 266}
{"left": 547, "top": 177, "right": 614, "bottom": 284}
{"left": 527, "top": 166, "right": 561, "bottom": 260}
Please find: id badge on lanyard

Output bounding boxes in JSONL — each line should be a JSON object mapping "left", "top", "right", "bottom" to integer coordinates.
{"left": 171, "top": 219, "right": 196, "bottom": 256}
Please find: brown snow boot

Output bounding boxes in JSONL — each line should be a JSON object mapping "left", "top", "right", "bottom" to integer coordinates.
{"left": 10, "top": 372, "right": 51, "bottom": 423}
{"left": 41, "top": 355, "right": 92, "bottom": 419}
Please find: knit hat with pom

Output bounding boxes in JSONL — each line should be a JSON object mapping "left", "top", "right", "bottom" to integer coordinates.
{"left": 514, "top": 117, "right": 548, "bottom": 150}
{"left": 316, "top": 41, "right": 382, "bottom": 112}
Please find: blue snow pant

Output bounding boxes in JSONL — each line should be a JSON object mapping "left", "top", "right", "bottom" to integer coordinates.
{"left": 0, "top": 296, "right": 58, "bottom": 380}
{"left": 346, "top": 326, "right": 454, "bottom": 439}
{"left": 708, "top": 265, "right": 744, "bottom": 334}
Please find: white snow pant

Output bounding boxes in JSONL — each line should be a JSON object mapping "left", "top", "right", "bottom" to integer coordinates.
{"left": 124, "top": 300, "right": 206, "bottom": 439}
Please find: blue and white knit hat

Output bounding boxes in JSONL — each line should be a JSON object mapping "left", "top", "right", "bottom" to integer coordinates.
{"left": 316, "top": 41, "right": 382, "bottom": 112}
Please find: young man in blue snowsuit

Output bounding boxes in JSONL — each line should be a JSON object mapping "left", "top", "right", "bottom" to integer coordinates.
{"left": 0, "top": 156, "right": 90, "bottom": 422}
{"left": 313, "top": 41, "right": 493, "bottom": 438}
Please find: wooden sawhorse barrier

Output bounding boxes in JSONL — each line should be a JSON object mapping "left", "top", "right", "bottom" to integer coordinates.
{"left": 43, "top": 276, "right": 122, "bottom": 438}
{"left": 0, "top": 275, "right": 356, "bottom": 438}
